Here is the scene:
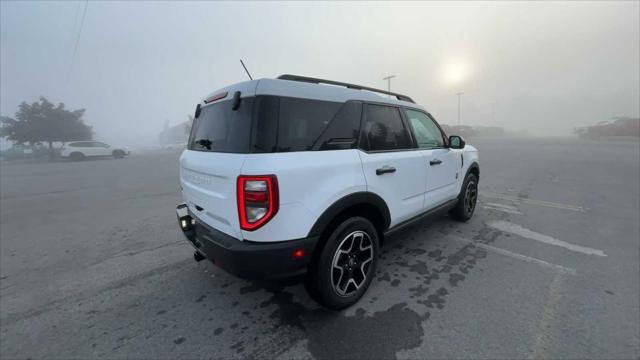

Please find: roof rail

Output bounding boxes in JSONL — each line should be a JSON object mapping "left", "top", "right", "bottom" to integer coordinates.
{"left": 277, "top": 74, "right": 415, "bottom": 103}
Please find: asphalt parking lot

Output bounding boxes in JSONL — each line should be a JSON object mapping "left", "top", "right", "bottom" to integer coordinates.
{"left": 1, "top": 137, "right": 639, "bottom": 359}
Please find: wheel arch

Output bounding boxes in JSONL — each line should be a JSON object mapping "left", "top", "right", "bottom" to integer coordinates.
{"left": 467, "top": 161, "right": 479, "bottom": 180}
{"left": 308, "top": 192, "right": 390, "bottom": 238}
{"left": 306, "top": 191, "right": 390, "bottom": 261}
{"left": 457, "top": 161, "right": 480, "bottom": 199}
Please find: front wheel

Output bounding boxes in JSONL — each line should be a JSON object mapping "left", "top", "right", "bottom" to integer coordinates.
{"left": 112, "top": 150, "right": 125, "bottom": 159}
{"left": 450, "top": 172, "right": 478, "bottom": 221}
{"left": 305, "top": 217, "right": 379, "bottom": 310}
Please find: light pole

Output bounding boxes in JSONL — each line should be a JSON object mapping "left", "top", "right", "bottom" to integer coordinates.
{"left": 383, "top": 75, "right": 396, "bottom": 96}
{"left": 490, "top": 102, "right": 496, "bottom": 124}
{"left": 456, "top": 92, "right": 464, "bottom": 125}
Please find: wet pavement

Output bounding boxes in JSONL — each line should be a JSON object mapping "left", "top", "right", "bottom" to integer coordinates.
{"left": 1, "top": 138, "right": 638, "bottom": 359}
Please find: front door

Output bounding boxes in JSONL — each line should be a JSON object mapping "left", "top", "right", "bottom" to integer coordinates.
{"left": 403, "top": 109, "right": 461, "bottom": 207}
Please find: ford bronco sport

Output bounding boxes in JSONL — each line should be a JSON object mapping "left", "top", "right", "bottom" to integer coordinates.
{"left": 176, "top": 75, "right": 479, "bottom": 309}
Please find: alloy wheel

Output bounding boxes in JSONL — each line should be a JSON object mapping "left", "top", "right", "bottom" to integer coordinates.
{"left": 464, "top": 180, "right": 477, "bottom": 215}
{"left": 330, "top": 230, "right": 374, "bottom": 297}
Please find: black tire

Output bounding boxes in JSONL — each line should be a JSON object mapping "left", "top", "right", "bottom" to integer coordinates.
{"left": 69, "top": 152, "right": 84, "bottom": 161}
{"left": 112, "top": 150, "right": 125, "bottom": 159}
{"left": 450, "top": 172, "right": 478, "bottom": 221}
{"left": 305, "top": 217, "right": 379, "bottom": 310}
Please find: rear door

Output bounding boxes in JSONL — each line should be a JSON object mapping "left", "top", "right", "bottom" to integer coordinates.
{"left": 76, "top": 141, "right": 95, "bottom": 156}
{"left": 403, "top": 109, "right": 461, "bottom": 207}
{"left": 358, "top": 104, "right": 427, "bottom": 226}
{"left": 93, "top": 142, "right": 111, "bottom": 156}
{"left": 180, "top": 96, "right": 255, "bottom": 240}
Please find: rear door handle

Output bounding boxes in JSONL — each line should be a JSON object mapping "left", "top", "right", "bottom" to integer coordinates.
{"left": 376, "top": 166, "right": 396, "bottom": 175}
{"left": 430, "top": 159, "right": 442, "bottom": 166}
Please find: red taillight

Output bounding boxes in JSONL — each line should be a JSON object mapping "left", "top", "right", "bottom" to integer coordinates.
{"left": 237, "top": 175, "right": 279, "bottom": 231}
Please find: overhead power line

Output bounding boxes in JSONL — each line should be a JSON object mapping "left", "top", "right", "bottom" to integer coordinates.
{"left": 70, "top": 0, "right": 88, "bottom": 71}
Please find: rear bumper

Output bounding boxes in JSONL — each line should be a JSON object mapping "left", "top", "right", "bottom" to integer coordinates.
{"left": 176, "top": 204, "right": 319, "bottom": 280}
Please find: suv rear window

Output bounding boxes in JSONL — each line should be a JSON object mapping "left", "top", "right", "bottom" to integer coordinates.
{"left": 188, "top": 98, "right": 254, "bottom": 153}
{"left": 252, "top": 96, "right": 361, "bottom": 153}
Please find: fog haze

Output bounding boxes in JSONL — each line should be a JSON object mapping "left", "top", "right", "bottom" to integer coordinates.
{"left": 1, "top": 1, "right": 639, "bottom": 145}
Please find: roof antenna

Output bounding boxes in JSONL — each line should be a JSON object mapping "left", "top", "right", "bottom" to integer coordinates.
{"left": 240, "top": 59, "right": 253, "bottom": 80}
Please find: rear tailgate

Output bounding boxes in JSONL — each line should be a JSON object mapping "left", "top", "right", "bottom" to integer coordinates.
{"left": 179, "top": 86, "right": 257, "bottom": 240}
{"left": 180, "top": 151, "right": 246, "bottom": 240}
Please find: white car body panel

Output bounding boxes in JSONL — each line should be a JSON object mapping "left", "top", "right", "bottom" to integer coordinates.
{"left": 240, "top": 150, "right": 366, "bottom": 242}
{"left": 180, "top": 151, "right": 247, "bottom": 240}
{"left": 358, "top": 150, "right": 428, "bottom": 227}
{"left": 421, "top": 148, "right": 462, "bottom": 206}
{"left": 61, "top": 141, "right": 128, "bottom": 158}
{"left": 180, "top": 77, "right": 480, "bottom": 244}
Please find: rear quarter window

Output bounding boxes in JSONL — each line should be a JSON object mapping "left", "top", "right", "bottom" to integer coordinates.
{"left": 251, "top": 96, "right": 361, "bottom": 153}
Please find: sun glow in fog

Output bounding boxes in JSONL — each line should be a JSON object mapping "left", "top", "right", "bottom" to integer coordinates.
{"left": 442, "top": 60, "right": 472, "bottom": 87}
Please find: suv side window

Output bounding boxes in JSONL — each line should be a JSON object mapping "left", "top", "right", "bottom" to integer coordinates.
{"left": 277, "top": 97, "right": 342, "bottom": 152}
{"left": 404, "top": 109, "right": 446, "bottom": 149}
{"left": 361, "top": 104, "right": 412, "bottom": 151}
{"left": 312, "top": 101, "right": 362, "bottom": 151}
{"left": 93, "top": 142, "right": 109, "bottom": 148}
{"left": 252, "top": 96, "right": 356, "bottom": 153}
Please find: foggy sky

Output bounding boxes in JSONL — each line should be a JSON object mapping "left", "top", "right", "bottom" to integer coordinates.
{"left": 1, "top": 1, "right": 639, "bottom": 146}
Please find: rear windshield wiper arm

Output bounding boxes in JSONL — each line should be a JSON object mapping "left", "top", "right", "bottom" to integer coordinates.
{"left": 195, "top": 138, "right": 212, "bottom": 150}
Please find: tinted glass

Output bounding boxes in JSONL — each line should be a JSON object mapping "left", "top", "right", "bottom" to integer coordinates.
{"left": 252, "top": 96, "right": 348, "bottom": 153}
{"left": 251, "top": 96, "right": 278, "bottom": 153}
{"left": 361, "top": 105, "right": 412, "bottom": 151}
{"left": 188, "top": 98, "right": 254, "bottom": 153}
{"left": 404, "top": 109, "right": 445, "bottom": 149}
{"left": 277, "top": 97, "right": 341, "bottom": 152}
{"left": 313, "top": 101, "right": 362, "bottom": 151}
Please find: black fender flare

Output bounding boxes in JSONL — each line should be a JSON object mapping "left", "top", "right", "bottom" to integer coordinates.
{"left": 307, "top": 192, "right": 391, "bottom": 238}
{"left": 457, "top": 161, "right": 480, "bottom": 199}
{"left": 465, "top": 161, "right": 480, "bottom": 180}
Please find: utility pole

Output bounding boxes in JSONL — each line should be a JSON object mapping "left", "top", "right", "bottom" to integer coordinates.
{"left": 490, "top": 102, "right": 496, "bottom": 124}
{"left": 383, "top": 75, "right": 396, "bottom": 97}
{"left": 456, "top": 92, "right": 464, "bottom": 125}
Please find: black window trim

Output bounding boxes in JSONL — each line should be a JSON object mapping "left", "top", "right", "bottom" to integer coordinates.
{"left": 402, "top": 108, "right": 450, "bottom": 150}
{"left": 357, "top": 102, "right": 418, "bottom": 154}
{"left": 185, "top": 95, "right": 447, "bottom": 155}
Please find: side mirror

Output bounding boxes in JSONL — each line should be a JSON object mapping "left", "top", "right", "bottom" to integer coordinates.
{"left": 449, "top": 135, "right": 465, "bottom": 149}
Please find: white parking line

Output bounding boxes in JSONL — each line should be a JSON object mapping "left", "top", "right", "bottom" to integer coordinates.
{"left": 487, "top": 220, "right": 607, "bottom": 257}
{"left": 483, "top": 202, "right": 523, "bottom": 215}
{"left": 481, "top": 192, "right": 586, "bottom": 213}
{"left": 450, "top": 236, "right": 577, "bottom": 276}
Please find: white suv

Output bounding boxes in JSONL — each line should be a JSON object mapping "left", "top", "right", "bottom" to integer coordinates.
{"left": 61, "top": 141, "right": 130, "bottom": 161}
{"left": 176, "top": 75, "right": 479, "bottom": 309}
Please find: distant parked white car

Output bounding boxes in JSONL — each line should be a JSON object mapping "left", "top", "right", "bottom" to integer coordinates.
{"left": 61, "top": 141, "right": 130, "bottom": 161}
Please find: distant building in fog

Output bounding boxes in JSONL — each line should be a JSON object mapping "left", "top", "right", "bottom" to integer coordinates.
{"left": 158, "top": 120, "right": 191, "bottom": 149}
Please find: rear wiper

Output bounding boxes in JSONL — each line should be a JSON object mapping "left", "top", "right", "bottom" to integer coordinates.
{"left": 195, "top": 138, "right": 212, "bottom": 150}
